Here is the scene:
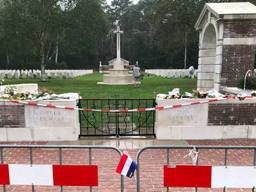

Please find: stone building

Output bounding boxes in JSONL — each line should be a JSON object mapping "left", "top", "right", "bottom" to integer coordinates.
{"left": 195, "top": 2, "right": 256, "bottom": 91}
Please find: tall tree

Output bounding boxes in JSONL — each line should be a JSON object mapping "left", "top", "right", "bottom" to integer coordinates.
{"left": 27, "top": 0, "right": 63, "bottom": 81}
{"left": 63, "top": 0, "right": 108, "bottom": 69}
{"left": 0, "top": 0, "right": 64, "bottom": 80}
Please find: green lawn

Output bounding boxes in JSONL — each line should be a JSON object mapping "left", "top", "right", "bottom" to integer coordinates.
{"left": 4, "top": 73, "right": 196, "bottom": 99}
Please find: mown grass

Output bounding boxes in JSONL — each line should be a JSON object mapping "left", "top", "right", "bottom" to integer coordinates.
{"left": 4, "top": 73, "right": 196, "bottom": 99}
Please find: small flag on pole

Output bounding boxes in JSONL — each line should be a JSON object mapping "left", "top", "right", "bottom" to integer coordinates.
{"left": 116, "top": 151, "right": 137, "bottom": 178}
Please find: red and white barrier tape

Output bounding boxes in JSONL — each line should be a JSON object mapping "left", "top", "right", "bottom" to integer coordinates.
{"left": 1, "top": 96, "right": 254, "bottom": 113}
{"left": 164, "top": 165, "right": 256, "bottom": 188}
{"left": 0, "top": 164, "right": 98, "bottom": 186}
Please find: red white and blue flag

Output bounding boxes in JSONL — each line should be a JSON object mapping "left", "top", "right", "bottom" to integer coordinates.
{"left": 116, "top": 151, "right": 137, "bottom": 178}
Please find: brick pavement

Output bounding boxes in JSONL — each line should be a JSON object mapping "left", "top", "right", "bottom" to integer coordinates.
{"left": 1, "top": 139, "right": 256, "bottom": 191}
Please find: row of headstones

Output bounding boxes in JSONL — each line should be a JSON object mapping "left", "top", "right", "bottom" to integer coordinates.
{"left": 0, "top": 70, "right": 93, "bottom": 79}
{"left": 145, "top": 69, "right": 198, "bottom": 78}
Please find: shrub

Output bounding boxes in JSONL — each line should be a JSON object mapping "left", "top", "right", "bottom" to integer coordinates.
{"left": 238, "top": 76, "right": 256, "bottom": 90}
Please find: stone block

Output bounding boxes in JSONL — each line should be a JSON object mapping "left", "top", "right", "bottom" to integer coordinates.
{"left": 25, "top": 100, "right": 79, "bottom": 128}
{"left": 197, "top": 72, "right": 214, "bottom": 80}
{"left": 215, "top": 65, "right": 222, "bottom": 73}
{"left": 197, "top": 79, "right": 214, "bottom": 89}
{"left": 156, "top": 126, "right": 223, "bottom": 140}
{"left": 199, "top": 49, "right": 216, "bottom": 57}
{"left": 198, "top": 64, "right": 215, "bottom": 73}
{"left": 222, "top": 126, "right": 249, "bottom": 139}
{"left": 214, "top": 83, "right": 221, "bottom": 91}
{"left": 214, "top": 73, "right": 221, "bottom": 83}
{"left": 215, "top": 55, "right": 222, "bottom": 64}
{"left": 156, "top": 125, "right": 254, "bottom": 140}
{"left": 248, "top": 126, "right": 256, "bottom": 138}
{"left": 156, "top": 99, "right": 208, "bottom": 127}
{"left": 223, "top": 37, "right": 256, "bottom": 45}
{"left": 33, "top": 127, "right": 78, "bottom": 141}
{"left": 0, "top": 128, "right": 7, "bottom": 141}
{"left": 6, "top": 128, "right": 33, "bottom": 141}
{"left": 216, "top": 46, "right": 223, "bottom": 55}
{"left": 198, "top": 57, "right": 216, "bottom": 65}
{"left": 101, "top": 71, "right": 135, "bottom": 85}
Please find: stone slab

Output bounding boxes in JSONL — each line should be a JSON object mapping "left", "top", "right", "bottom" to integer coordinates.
{"left": 156, "top": 125, "right": 252, "bottom": 140}
{"left": 206, "top": 2, "right": 256, "bottom": 15}
{"left": 156, "top": 99, "right": 208, "bottom": 127}
{"left": 199, "top": 57, "right": 216, "bottom": 64}
{"left": 32, "top": 126, "right": 78, "bottom": 141}
{"left": 0, "top": 128, "right": 7, "bottom": 141}
{"left": 0, "top": 84, "right": 38, "bottom": 94}
{"left": 6, "top": 128, "right": 33, "bottom": 141}
{"left": 198, "top": 64, "right": 215, "bottom": 72}
{"left": 197, "top": 72, "right": 215, "bottom": 80}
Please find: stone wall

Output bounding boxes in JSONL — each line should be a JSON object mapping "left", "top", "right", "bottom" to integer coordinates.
{"left": 145, "top": 69, "right": 198, "bottom": 78}
{"left": 156, "top": 99, "right": 256, "bottom": 140}
{"left": 0, "top": 69, "right": 93, "bottom": 79}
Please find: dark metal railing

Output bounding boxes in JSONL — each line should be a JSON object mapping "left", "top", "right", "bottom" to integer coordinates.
{"left": 78, "top": 99, "right": 156, "bottom": 137}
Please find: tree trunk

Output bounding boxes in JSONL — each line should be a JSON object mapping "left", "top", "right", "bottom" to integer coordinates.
{"left": 40, "top": 40, "right": 47, "bottom": 82}
{"left": 55, "top": 42, "right": 59, "bottom": 65}
{"left": 55, "top": 34, "right": 59, "bottom": 64}
{"left": 184, "top": 31, "right": 188, "bottom": 69}
{"left": 6, "top": 49, "right": 10, "bottom": 68}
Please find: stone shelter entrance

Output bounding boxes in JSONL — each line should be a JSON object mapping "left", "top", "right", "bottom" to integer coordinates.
{"left": 195, "top": 2, "right": 256, "bottom": 91}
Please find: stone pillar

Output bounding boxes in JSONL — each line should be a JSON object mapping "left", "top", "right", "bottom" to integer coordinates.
{"left": 198, "top": 48, "right": 216, "bottom": 91}
{"left": 214, "top": 22, "right": 224, "bottom": 91}
{"left": 197, "top": 23, "right": 217, "bottom": 91}
{"left": 116, "top": 27, "right": 121, "bottom": 60}
{"left": 113, "top": 25, "right": 124, "bottom": 70}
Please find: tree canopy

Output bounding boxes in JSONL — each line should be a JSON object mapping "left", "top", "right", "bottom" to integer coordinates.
{"left": 0, "top": 0, "right": 256, "bottom": 72}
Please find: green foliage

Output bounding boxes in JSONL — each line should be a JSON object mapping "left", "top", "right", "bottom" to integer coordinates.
{"left": 63, "top": 0, "right": 108, "bottom": 69}
{"left": 0, "top": 0, "right": 108, "bottom": 70}
{"left": 1, "top": 0, "right": 256, "bottom": 70}
{"left": 238, "top": 77, "right": 256, "bottom": 90}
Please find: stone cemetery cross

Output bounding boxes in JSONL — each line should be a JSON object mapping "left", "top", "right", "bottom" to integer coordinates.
{"left": 113, "top": 20, "right": 124, "bottom": 70}
{"left": 98, "top": 20, "right": 135, "bottom": 85}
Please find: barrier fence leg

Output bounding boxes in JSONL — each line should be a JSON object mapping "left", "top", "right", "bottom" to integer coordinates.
{"left": 166, "top": 149, "right": 169, "bottom": 192}
{"left": 89, "top": 148, "right": 92, "bottom": 192}
{"left": 253, "top": 149, "right": 256, "bottom": 167}
{"left": 29, "top": 148, "right": 35, "bottom": 192}
{"left": 121, "top": 175, "right": 124, "bottom": 192}
{"left": 253, "top": 150, "right": 256, "bottom": 192}
{"left": 0, "top": 148, "right": 6, "bottom": 192}
{"left": 194, "top": 148, "right": 199, "bottom": 192}
{"left": 136, "top": 156, "right": 140, "bottom": 192}
{"left": 59, "top": 148, "right": 63, "bottom": 192}
{"left": 223, "top": 149, "right": 228, "bottom": 192}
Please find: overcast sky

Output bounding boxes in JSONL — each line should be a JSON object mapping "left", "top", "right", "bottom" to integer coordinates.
{"left": 106, "top": 0, "right": 140, "bottom": 5}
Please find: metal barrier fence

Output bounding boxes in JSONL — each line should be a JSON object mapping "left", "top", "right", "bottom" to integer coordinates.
{"left": 136, "top": 145, "right": 256, "bottom": 192}
{"left": 0, "top": 145, "right": 124, "bottom": 192}
{"left": 3, "top": 145, "right": 256, "bottom": 191}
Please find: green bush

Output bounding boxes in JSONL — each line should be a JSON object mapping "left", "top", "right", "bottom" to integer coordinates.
{"left": 238, "top": 76, "right": 256, "bottom": 90}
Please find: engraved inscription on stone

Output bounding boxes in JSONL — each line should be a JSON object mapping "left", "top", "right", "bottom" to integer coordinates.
{"left": 26, "top": 106, "right": 75, "bottom": 128}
